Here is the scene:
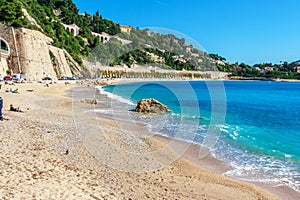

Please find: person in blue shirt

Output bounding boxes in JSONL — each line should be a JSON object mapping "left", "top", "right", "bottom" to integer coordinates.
{"left": 0, "top": 97, "right": 3, "bottom": 121}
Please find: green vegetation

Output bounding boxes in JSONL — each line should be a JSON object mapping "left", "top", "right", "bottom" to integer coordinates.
{"left": 88, "top": 28, "right": 217, "bottom": 71}
{"left": 209, "top": 54, "right": 300, "bottom": 80}
{"left": 0, "top": 0, "right": 29, "bottom": 27}
{"left": 110, "top": 48, "right": 195, "bottom": 71}
{"left": 0, "top": 0, "right": 120, "bottom": 66}
{"left": 208, "top": 53, "right": 226, "bottom": 62}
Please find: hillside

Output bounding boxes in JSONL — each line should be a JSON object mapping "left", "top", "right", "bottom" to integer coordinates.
{"left": 0, "top": 0, "right": 298, "bottom": 80}
{"left": 88, "top": 28, "right": 217, "bottom": 71}
{"left": 0, "top": 0, "right": 218, "bottom": 77}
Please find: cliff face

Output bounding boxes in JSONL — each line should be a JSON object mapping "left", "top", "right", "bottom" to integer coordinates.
{"left": 0, "top": 23, "right": 80, "bottom": 81}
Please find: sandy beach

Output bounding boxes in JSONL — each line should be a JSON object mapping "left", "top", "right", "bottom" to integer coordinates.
{"left": 0, "top": 80, "right": 297, "bottom": 199}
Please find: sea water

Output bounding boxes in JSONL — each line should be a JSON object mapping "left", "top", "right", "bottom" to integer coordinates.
{"left": 98, "top": 80, "right": 300, "bottom": 191}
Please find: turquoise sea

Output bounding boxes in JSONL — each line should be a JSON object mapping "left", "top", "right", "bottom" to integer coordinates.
{"left": 99, "top": 80, "right": 300, "bottom": 191}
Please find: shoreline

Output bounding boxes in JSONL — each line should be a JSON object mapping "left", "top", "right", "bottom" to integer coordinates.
{"left": 152, "top": 134, "right": 300, "bottom": 200}
{"left": 97, "top": 78, "right": 300, "bottom": 199}
{"left": 0, "top": 80, "right": 296, "bottom": 199}
{"left": 76, "top": 77, "right": 300, "bottom": 89}
{"left": 67, "top": 85, "right": 279, "bottom": 199}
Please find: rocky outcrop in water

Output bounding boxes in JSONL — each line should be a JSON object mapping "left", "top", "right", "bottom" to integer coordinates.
{"left": 135, "top": 98, "right": 170, "bottom": 113}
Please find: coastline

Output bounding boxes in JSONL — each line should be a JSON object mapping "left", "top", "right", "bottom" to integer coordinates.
{"left": 152, "top": 135, "right": 300, "bottom": 200}
{"left": 97, "top": 78, "right": 300, "bottom": 200}
{"left": 0, "top": 79, "right": 296, "bottom": 199}
{"left": 69, "top": 84, "right": 280, "bottom": 199}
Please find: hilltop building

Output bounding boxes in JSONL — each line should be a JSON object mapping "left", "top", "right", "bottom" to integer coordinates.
{"left": 215, "top": 60, "right": 226, "bottom": 66}
{"left": 264, "top": 66, "right": 274, "bottom": 71}
{"left": 120, "top": 25, "right": 132, "bottom": 34}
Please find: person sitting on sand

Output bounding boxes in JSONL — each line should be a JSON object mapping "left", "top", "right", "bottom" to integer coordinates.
{"left": 9, "top": 88, "right": 18, "bottom": 93}
{"left": 9, "top": 104, "right": 22, "bottom": 112}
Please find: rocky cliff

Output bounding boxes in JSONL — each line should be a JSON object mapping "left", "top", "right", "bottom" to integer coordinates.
{"left": 0, "top": 23, "right": 80, "bottom": 81}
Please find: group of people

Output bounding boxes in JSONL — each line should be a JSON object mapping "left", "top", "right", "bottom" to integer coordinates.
{"left": 0, "top": 80, "right": 18, "bottom": 93}
{"left": 0, "top": 79, "right": 20, "bottom": 121}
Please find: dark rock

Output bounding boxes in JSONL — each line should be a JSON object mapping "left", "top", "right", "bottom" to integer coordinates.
{"left": 135, "top": 98, "right": 170, "bottom": 113}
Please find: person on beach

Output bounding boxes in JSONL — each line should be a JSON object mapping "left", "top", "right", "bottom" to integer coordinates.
{"left": 0, "top": 81, "right": 2, "bottom": 90}
{"left": 9, "top": 88, "right": 18, "bottom": 93}
{"left": 9, "top": 104, "right": 22, "bottom": 112}
{"left": 0, "top": 97, "right": 3, "bottom": 120}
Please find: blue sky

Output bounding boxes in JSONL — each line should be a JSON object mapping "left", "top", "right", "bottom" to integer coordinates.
{"left": 73, "top": 0, "right": 300, "bottom": 65}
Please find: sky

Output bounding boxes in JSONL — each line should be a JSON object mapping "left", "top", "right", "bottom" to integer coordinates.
{"left": 72, "top": 0, "right": 300, "bottom": 65}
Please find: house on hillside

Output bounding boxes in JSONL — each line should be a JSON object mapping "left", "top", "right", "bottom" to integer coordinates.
{"left": 254, "top": 67, "right": 261, "bottom": 71}
{"left": 120, "top": 25, "right": 132, "bottom": 34}
{"left": 264, "top": 66, "right": 274, "bottom": 71}
{"left": 215, "top": 60, "right": 226, "bottom": 66}
{"left": 172, "top": 55, "right": 187, "bottom": 63}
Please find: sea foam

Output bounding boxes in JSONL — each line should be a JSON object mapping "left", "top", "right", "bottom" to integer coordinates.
{"left": 97, "top": 86, "right": 135, "bottom": 106}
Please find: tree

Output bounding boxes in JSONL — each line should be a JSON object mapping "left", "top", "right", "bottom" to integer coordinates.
{"left": 209, "top": 53, "right": 226, "bottom": 61}
{"left": 0, "top": 0, "right": 29, "bottom": 27}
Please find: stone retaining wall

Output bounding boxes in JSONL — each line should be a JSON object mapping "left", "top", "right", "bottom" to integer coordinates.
{"left": 0, "top": 23, "right": 79, "bottom": 80}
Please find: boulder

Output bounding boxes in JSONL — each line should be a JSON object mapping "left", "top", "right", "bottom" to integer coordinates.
{"left": 135, "top": 98, "right": 170, "bottom": 113}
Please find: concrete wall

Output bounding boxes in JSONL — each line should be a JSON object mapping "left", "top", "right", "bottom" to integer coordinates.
{"left": 17, "top": 28, "right": 56, "bottom": 80}
{"left": 0, "top": 23, "right": 79, "bottom": 81}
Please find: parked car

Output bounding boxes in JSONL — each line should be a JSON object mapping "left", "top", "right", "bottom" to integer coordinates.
{"left": 3, "top": 74, "right": 27, "bottom": 83}
{"left": 12, "top": 75, "right": 19, "bottom": 82}
{"left": 60, "top": 76, "right": 76, "bottom": 80}
{"left": 42, "top": 77, "right": 52, "bottom": 81}
{"left": 3, "top": 76, "right": 12, "bottom": 81}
